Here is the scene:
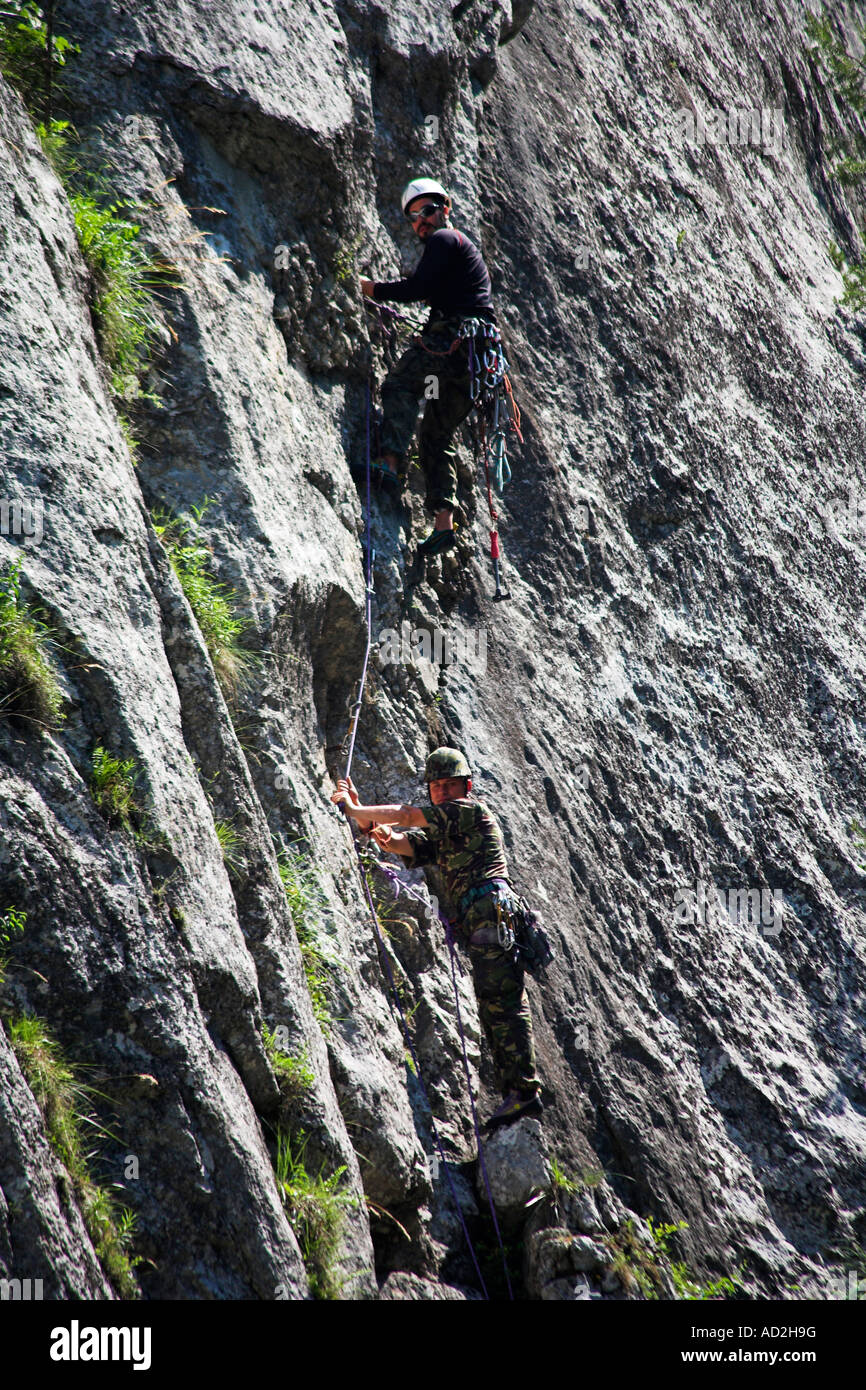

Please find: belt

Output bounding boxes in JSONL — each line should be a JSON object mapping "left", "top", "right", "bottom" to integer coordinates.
{"left": 457, "top": 877, "right": 512, "bottom": 918}
{"left": 468, "top": 924, "right": 513, "bottom": 948}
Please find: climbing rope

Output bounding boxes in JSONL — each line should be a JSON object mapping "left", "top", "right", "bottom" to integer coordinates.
{"left": 343, "top": 380, "right": 374, "bottom": 781}
{"left": 338, "top": 375, "right": 499, "bottom": 1295}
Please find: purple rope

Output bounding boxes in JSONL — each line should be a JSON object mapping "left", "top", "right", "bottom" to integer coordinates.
{"left": 371, "top": 858, "right": 514, "bottom": 1299}
{"left": 354, "top": 847, "right": 490, "bottom": 1299}
{"left": 364, "top": 299, "right": 417, "bottom": 328}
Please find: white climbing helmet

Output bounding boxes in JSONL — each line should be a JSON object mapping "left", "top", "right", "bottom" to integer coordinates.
{"left": 400, "top": 177, "right": 449, "bottom": 215}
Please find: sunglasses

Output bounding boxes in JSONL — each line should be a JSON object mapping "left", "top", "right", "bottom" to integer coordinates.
{"left": 406, "top": 202, "right": 443, "bottom": 223}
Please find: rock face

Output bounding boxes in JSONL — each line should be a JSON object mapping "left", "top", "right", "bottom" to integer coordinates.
{"left": 480, "top": 1116, "right": 549, "bottom": 1219}
{"left": 0, "top": 0, "right": 864, "bottom": 1301}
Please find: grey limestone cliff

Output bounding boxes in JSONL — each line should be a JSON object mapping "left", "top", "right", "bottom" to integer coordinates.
{"left": 0, "top": 0, "right": 864, "bottom": 1303}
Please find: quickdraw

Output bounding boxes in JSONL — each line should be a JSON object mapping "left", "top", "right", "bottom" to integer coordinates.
{"left": 464, "top": 319, "right": 523, "bottom": 601}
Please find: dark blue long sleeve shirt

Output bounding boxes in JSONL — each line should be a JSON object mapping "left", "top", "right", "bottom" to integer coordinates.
{"left": 373, "top": 228, "right": 495, "bottom": 322}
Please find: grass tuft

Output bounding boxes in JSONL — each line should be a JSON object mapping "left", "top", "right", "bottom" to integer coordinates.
{"left": 548, "top": 1155, "right": 580, "bottom": 1195}
{"left": 7, "top": 1013, "right": 140, "bottom": 1296}
{"left": 2, "top": 12, "right": 177, "bottom": 402}
{"left": 603, "top": 1216, "right": 741, "bottom": 1300}
{"left": 38, "top": 115, "right": 178, "bottom": 403}
{"left": 605, "top": 1217, "right": 668, "bottom": 1299}
{"left": 262, "top": 1027, "right": 315, "bottom": 1106}
{"left": 70, "top": 187, "right": 176, "bottom": 400}
{"left": 0, "top": 2, "right": 78, "bottom": 119}
{"left": 0, "top": 556, "right": 64, "bottom": 727}
{"left": 648, "top": 1217, "right": 742, "bottom": 1300}
{"left": 275, "top": 1129, "right": 355, "bottom": 1299}
{"left": 277, "top": 845, "right": 336, "bottom": 1032}
{"left": 829, "top": 241, "right": 866, "bottom": 311}
{"left": 806, "top": 9, "right": 866, "bottom": 120}
{"left": 214, "top": 819, "right": 245, "bottom": 878}
{"left": 0, "top": 906, "right": 26, "bottom": 983}
{"left": 151, "top": 500, "right": 257, "bottom": 701}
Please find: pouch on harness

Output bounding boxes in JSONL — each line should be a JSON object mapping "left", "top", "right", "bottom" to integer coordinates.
{"left": 463, "top": 882, "right": 554, "bottom": 976}
{"left": 506, "top": 896, "right": 555, "bottom": 976}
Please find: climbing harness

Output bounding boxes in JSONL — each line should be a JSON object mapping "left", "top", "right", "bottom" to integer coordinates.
{"left": 457, "top": 880, "right": 554, "bottom": 971}
{"left": 457, "top": 875, "right": 512, "bottom": 918}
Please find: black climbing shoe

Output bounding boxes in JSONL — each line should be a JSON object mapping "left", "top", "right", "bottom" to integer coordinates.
{"left": 417, "top": 527, "right": 457, "bottom": 557}
{"left": 486, "top": 1091, "right": 543, "bottom": 1130}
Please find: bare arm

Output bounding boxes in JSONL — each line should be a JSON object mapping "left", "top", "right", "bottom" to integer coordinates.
{"left": 354, "top": 803, "right": 427, "bottom": 827}
{"left": 331, "top": 779, "right": 427, "bottom": 828}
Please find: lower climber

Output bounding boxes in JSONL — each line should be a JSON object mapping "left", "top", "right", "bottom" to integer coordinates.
{"left": 358, "top": 176, "right": 498, "bottom": 563}
{"left": 332, "top": 746, "right": 542, "bottom": 1127}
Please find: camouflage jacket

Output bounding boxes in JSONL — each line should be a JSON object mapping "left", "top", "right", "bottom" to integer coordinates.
{"left": 404, "top": 797, "right": 510, "bottom": 917}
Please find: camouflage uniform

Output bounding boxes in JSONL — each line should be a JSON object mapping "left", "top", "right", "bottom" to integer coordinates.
{"left": 404, "top": 797, "right": 540, "bottom": 1098}
{"left": 379, "top": 319, "right": 485, "bottom": 513}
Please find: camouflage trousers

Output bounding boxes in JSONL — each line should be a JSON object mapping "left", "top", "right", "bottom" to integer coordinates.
{"left": 379, "top": 319, "right": 480, "bottom": 513}
{"left": 462, "top": 897, "right": 540, "bottom": 1097}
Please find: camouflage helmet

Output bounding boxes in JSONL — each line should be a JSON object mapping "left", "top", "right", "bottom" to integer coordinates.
{"left": 424, "top": 747, "right": 471, "bottom": 782}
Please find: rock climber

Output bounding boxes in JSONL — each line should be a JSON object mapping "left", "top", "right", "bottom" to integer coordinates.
{"left": 331, "top": 747, "right": 542, "bottom": 1127}
{"left": 358, "top": 177, "right": 498, "bottom": 562}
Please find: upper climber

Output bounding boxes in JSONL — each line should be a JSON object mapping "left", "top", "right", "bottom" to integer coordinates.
{"left": 358, "top": 177, "right": 497, "bottom": 561}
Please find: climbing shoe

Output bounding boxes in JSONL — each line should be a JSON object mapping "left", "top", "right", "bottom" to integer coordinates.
{"left": 486, "top": 1091, "right": 543, "bottom": 1129}
{"left": 416, "top": 527, "right": 457, "bottom": 556}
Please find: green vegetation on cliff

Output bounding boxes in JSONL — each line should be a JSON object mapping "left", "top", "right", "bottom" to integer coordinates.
{"left": 275, "top": 1129, "right": 355, "bottom": 1299}
{"left": 6, "top": 1013, "right": 140, "bottom": 1297}
{"left": 0, "top": 557, "right": 64, "bottom": 728}
{"left": 152, "top": 501, "right": 256, "bottom": 701}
